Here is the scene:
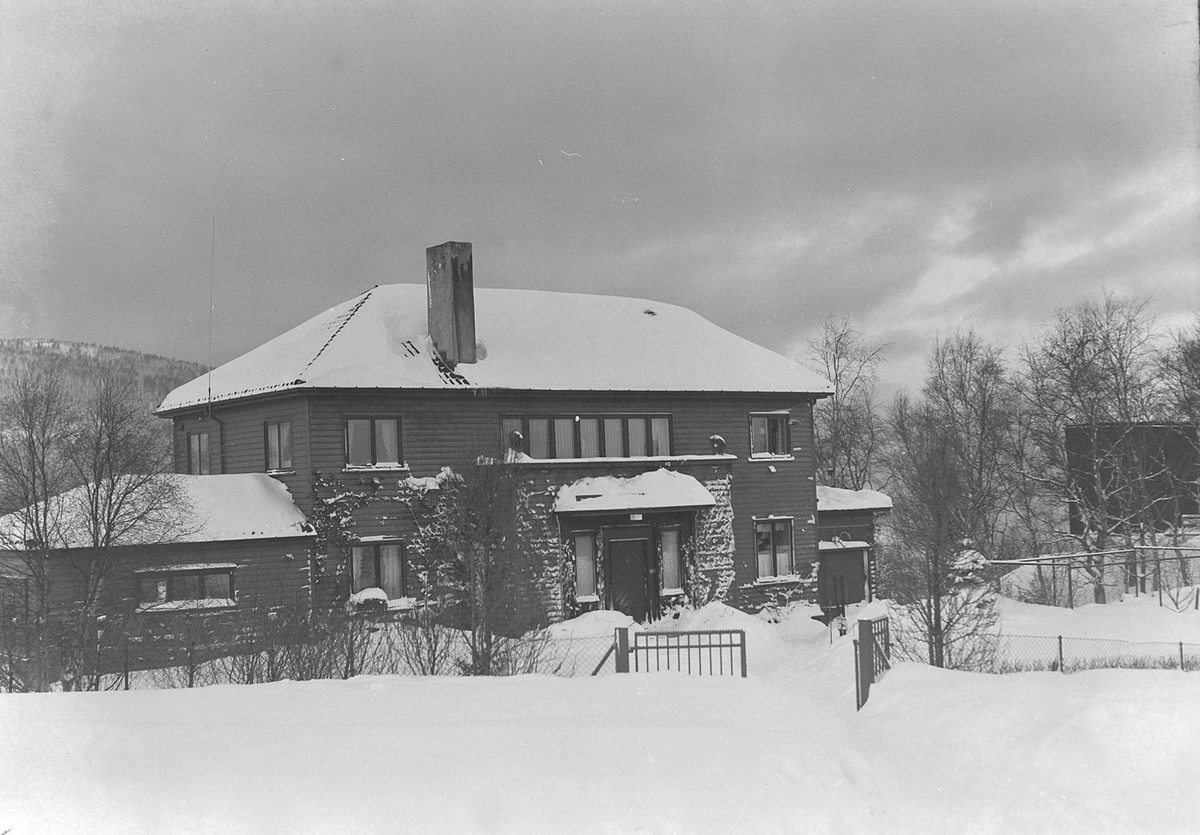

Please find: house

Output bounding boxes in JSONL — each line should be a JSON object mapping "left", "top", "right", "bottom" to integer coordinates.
{"left": 154, "top": 242, "right": 835, "bottom": 626}
{"left": 0, "top": 474, "right": 313, "bottom": 621}
{"left": 814, "top": 486, "right": 892, "bottom": 612}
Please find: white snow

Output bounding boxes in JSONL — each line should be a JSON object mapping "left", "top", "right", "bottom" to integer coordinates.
{"left": 553, "top": 468, "right": 716, "bottom": 514}
{"left": 3, "top": 597, "right": 1200, "bottom": 833}
{"left": 158, "top": 284, "right": 834, "bottom": 412}
{"left": 815, "top": 485, "right": 893, "bottom": 511}
{"left": 0, "top": 474, "right": 311, "bottom": 548}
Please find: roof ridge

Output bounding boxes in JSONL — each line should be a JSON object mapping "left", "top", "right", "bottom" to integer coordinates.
{"left": 295, "top": 289, "right": 374, "bottom": 383}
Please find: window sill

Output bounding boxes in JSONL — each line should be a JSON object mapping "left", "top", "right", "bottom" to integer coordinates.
{"left": 509, "top": 454, "right": 737, "bottom": 467}
{"left": 136, "top": 598, "right": 236, "bottom": 613}
{"left": 749, "top": 454, "right": 794, "bottom": 462}
{"left": 753, "top": 575, "right": 800, "bottom": 586}
{"left": 575, "top": 594, "right": 600, "bottom": 604}
{"left": 342, "top": 463, "right": 410, "bottom": 474}
{"left": 660, "top": 588, "right": 685, "bottom": 596}
{"left": 266, "top": 469, "right": 297, "bottom": 476}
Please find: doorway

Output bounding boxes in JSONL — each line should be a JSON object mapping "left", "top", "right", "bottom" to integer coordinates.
{"left": 606, "top": 532, "right": 652, "bottom": 622}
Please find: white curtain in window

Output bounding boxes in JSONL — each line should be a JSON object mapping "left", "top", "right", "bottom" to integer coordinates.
{"left": 379, "top": 544, "right": 405, "bottom": 599}
{"left": 375, "top": 419, "right": 400, "bottom": 464}
{"left": 755, "top": 523, "right": 774, "bottom": 578}
{"left": 661, "top": 529, "right": 681, "bottom": 590}
{"left": 351, "top": 545, "right": 373, "bottom": 592}
{"left": 575, "top": 534, "right": 596, "bottom": 596}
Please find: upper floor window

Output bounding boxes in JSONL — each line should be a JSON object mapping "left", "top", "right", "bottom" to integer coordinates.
{"left": 265, "top": 420, "right": 293, "bottom": 470}
{"left": 750, "top": 413, "right": 790, "bottom": 457}
{"left": 345, "top": 418, "right": 402, "bottom": 467}
{"left": 502, "top": 414, "right": 671, "bottom": 459}
{"left": 755, "top": 518, "right": 794, "bottom": 579}
{"left": 351, "top": 542, "right": 408, "bottom": 601}
{"left": 187, "top": 431, "right": 210, "bottom": 475}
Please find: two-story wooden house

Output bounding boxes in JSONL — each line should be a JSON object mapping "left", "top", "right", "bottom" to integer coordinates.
{"left": 155, "top": 242, "right": 834, "bottom": 625}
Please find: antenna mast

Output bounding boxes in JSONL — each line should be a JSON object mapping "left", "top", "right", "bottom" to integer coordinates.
{"left": 207, "top": 215, "right": 215, "bottom": 414}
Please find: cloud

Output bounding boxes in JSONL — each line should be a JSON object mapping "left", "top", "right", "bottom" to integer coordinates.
{"left": 0, "top": 0, "right": 1193, "bottom": 394}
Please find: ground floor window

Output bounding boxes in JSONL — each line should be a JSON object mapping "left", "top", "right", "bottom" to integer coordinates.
{"left": 136, "top": 564, "right": 236, "bottom": 610}
{"left": 352, "top": 542, "right": 407, "bottom": 600}
{"left": 574, "top": 533, "right": 597, "bottom": 599}
{"left": 755, "top": 518, "right": 794, "bottom": 579}
{"left": 660, "top": 528, "right": 682, "bottom": 593}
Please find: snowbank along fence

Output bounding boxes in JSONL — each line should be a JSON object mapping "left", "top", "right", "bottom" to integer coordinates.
{"left": 854, "top": 615, "right": 891, "bottom": 710}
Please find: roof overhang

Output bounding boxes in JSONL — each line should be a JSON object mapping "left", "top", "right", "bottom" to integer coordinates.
{"left": 554, "top": 469, "right": 716, "bottom": 515}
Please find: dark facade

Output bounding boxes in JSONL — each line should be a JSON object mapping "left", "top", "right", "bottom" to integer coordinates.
{"left": 166, "top": 389, "right": 821, "bottom": 625}
{"left": 1065, "top": 422, "right": 1200, "bottom": 539}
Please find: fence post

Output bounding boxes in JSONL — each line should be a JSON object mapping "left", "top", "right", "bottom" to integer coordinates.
{"left": 123, "top": 642, "right": 129, "bottom": 691}
{"left": 1057, "top": 635, "right": 1065, "bottom": 673}
{"left": 1181, "top": 642, "right": 1185, "bottom": 672}
{"left": 614, "top": 627, "right": 630, "bottom": 673}
{"left": 188, "top": 640, "right": 195, "bottom": 688}
{"left": 853, "top": 639, "right": 862, "bottom": 710}
{"left": 739, "top": 630, "right": 747, "bottom": 678}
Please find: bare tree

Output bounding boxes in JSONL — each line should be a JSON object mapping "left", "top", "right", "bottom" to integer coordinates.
{"left": 881, "top": 394, "right": 998, "bottom": 668}
{"left": 1019, "top": 293, "right": 1167, "bottom": 601}
{"left": 0, "top": 362, "right": 187, "bottom": 689}
{"left": 410, "top": 456, "right": 529, "bottom": 675}
{"left": 806, "top": 315, "right": 888, "bottom": 489}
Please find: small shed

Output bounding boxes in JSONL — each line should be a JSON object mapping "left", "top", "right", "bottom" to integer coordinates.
{"left": 815, "top": 486, "right": 892, "bottom": 612}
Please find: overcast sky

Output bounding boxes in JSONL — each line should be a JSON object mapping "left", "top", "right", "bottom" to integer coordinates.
{"left": 2, "top": 0, "right": 1197, "bottom": 392}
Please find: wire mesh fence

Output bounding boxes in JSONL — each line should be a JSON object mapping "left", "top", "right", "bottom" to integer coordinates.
{"left": 995, "top": 633, "right": 1200, "bottom": 674}
{"left": 999, "top": 550, "right": 1200, "bottom": 610}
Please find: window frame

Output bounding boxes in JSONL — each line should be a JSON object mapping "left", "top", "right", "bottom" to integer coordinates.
{"left": 344, "top": 416, "right": 404, "bottom": 468}
{"left": 573, "top": 531, "right": 599, "bottom": 602}
{"left": 659, "top": 525, "right": 684, "bottom": 594}
{"left": 187, "top": 431, "right": 211, "bottom": 475}
{"left": 136, "top": 565, "right": 236, "bottom": 611}
{"left": 350, "top": 541, "right": 410, "bottom": 602}
{"left": 749, "top": 412, "right": 791, "bottom": 458}
{"left": 501, "top": 414, "right": 673, "bottom": 460}
{"left": 264, "top": 420, "right": 294, "bottom": 471}
{"left": 753, "top": 517, "right": 795, "bottom": 581}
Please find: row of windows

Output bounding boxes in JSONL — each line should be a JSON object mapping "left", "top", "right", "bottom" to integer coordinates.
{"left": 185, "top": 412, "right": 793, "bottom": 473}
{"left": 504, "top": 415, "right": 673, "bottom": 460}
{"left": 347, "top": 517, "right": 794, "bottom": 607}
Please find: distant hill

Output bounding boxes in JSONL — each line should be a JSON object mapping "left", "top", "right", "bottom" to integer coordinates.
{"left": 0, "top": 339, "right": 207, "bottom": 412}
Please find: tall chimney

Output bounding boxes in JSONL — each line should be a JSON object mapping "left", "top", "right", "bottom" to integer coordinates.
{"left": 426, "top": 241, "right": 477, "bottom": 366}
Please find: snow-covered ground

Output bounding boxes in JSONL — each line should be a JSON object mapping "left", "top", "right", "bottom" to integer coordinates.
{"left": 3, "top": 598, "right": 1199, "bottom": 834}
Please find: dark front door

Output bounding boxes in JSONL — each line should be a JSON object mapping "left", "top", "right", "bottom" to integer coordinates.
{"left": 607, "top": 535, "right": 652, "bottom": 622}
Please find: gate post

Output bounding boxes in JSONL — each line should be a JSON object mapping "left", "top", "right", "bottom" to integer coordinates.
{"left": 856, "top": 618, "right": 875, "bottom": 707}
{"left": 614, "top": 627, "right": 630, "bottom": 673}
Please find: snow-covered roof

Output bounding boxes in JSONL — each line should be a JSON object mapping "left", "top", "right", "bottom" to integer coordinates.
{"left": 158, "top": 285, "right": 833, "bottom": 412}
{"left": 816, "top": 486, "right": 893, "bottom": 512}
{"left": 818, "top": 539, "right": 871, "bottom": 550}
{"left": 0, "top": 474, "right": 311, "bottom": 550}
{"left": 554, "top": 469, "right": 716, "bottom": 514}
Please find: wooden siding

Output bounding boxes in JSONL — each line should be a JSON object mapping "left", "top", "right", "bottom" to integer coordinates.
{"left": 172, "top": 389, "right": 822, "bottom": 614}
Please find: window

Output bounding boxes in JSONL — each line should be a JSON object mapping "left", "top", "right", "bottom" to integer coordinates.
{"left": 352, "top": 542, "right": 407, "bottom": 600}
{"left": 755, "top": 519, "right": 794, "bottom": 579}
{"left": 346, "top": 418, "right": 402, "bottom": 467}
{"left": 750, "top": 413, "right": 790, "bottom": 457}
{"left": 265, "top": 421, "right": 293, "bottom": 470}
{"left": 187, "top": 431, "right": 210, "bottom": 475}
{"left": 660, "top": 528, "right": 682, "bottom": 592}
{"left": 137, "top": 564, "right": 235, "bottom": 609}
{"left": 501, "top": 415, "right": 672, "bottom": 459}
{"left": 574, "top": 533, "right": 597, "bottom": 599}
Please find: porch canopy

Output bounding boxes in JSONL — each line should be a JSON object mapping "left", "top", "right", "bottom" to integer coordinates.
{"left": 553, "top": 468, "right": 715, "bottom": 515}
